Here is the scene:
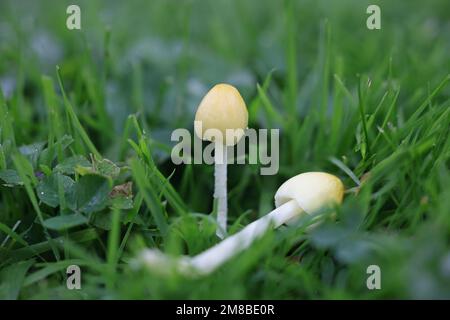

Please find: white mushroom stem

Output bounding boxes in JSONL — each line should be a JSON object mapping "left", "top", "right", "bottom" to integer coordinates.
{"left": 190, "top": 199, "right": 300, "bottom": 274}
{"left": 214, "top": 144, "right": 228, "bottom": 239}
{"left": 140, "top": 199, "right": 303, "bottom": 276}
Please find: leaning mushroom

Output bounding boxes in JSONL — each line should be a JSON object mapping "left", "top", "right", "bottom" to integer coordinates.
{"left": 139, "top": 172, "right": 344, "bottom": 276}
{"left": 194, "top": 83, "right": 248, "bottom": 239}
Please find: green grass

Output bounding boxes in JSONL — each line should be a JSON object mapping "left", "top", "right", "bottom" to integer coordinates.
{"left": 0, "top": 0, "right": 450, "bottom": 299}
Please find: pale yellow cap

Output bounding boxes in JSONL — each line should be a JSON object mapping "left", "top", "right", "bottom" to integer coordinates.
{"left": 274, "top": 172, "right": 344, "bottom": 215}
{"left": 194, "top": 83, "right": 248, "bottom": 146}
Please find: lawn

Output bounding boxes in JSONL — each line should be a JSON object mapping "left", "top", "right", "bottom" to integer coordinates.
{"left": 0, "top": 0, "right": 449, "bottom": 299}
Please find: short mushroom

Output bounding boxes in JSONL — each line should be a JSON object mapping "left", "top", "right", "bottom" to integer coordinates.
{"left": 139, "top": 172, "right": 344, "bottom": 276}
{"left": 194, "top": 83, "right": 248, "bottom": 239}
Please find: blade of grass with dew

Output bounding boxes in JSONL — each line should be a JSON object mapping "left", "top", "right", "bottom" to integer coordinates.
{"left": 6, "top": 228, "right": 98, "bottom": 263}
{"left": 106, "top": 207, "right": 121, "bottom": 290}
{"left": 129, "top": 118, "right": 188, "bottom": 216}
{"left": 130, "top": 158, "right": 168, "bottom": 237}
{"left": 0, "top": 221, "right": 28, "bottom": 248}
{"left": 117, "top": 192, "right": 144, "bottom": 261}
{"left": 329, "top": 55, "right": 344, "bottom": 155}
{"left": 371, "top": 89, "right": 400, "bottom": 149}
{"left": 55, "top": 66, "right": 101, "bottom": 158}
{"left": 256, "top": 83, "right": 284, "bottom": 127}
{"left": 329, "top": 157, "right": 361, "bottom": 186}
{"left": 284, "top": 0, "right": 298, "bottom": 117}
{"left": 0, "top": 89, "right": 16, "bottom": 147}
{"left": 12, "top": 154, "right": 60, "bottom": 261}
{"left": 0, "top": 259, "right": 34, "bottom": 300}
{"left": 357, "top": 75, "right": 371, "bottom": 159}
{"left": 406, "top": 74, "right": 449, "bottom": 125}
{"left": 42, "top": 75, "right": 69, "bottom": 211}
{"left": 248, "top": 69, "right": 275, "bottom": 122}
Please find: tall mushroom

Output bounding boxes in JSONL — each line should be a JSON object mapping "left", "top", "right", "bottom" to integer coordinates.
{"left": 194, "top": 83, "right": 248, "bottom": 239}
{"left": 140, "top": 172, "right": 344, "bottom": 276}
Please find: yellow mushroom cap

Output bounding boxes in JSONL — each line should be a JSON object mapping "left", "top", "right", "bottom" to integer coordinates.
{"left": 194, "top": 83, "right": 248, "bottom": 146}
{"left": 274, "top": 172, "right": 344, "bottom": 215}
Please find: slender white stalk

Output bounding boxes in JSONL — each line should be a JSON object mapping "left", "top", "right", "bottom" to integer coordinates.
{"left": 1, "top": 220, "right": 21, "bottom": 247}
{"left": 214, "top": 144, "right": 227, "bottom": 239}
{"left": 190, "top": 199, "right": 300, "bottom": 274}
{"left": 139, "top": 199, "right": 303, "bottom": 276}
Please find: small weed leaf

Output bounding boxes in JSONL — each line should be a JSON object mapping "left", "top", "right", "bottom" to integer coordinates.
{"left": 18, "top": 142, "right": 46, "bottom": 169}
{"left": 36, "top": 173, "right": 75, "bottom": 208}
{"left": 109, "top": 181, "right": 134, "bottom": 210}
{"left": 95, "top": 158, "right": 121, "bottom": 178}
{"left": 42, "top": 213, "right": 88, "bottom": 231}
{"left": 108, "top": 195, "right": 134, "bottom": 210}
{"left": 76, "top": 174, "right": 112, "bottom": 214}
{"left": 54, "top": 155, "right": 90, "bottom": 175}
{"left": 0, "top": 169, "right": 22, "bottom": 186}
{"left": 74, "top": 157, "right": 121, "bottom": 179}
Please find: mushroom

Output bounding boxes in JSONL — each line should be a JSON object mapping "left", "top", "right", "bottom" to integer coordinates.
{"left": 194, "top": 83, "right": 248, "bottom": 239}
{"left": 139, "top": 172, "right": 344, "bottom": 276}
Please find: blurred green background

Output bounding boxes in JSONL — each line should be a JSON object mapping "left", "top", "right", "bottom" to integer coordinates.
{"left": 0, "top": 0, "right": 450, "bottom": 299}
